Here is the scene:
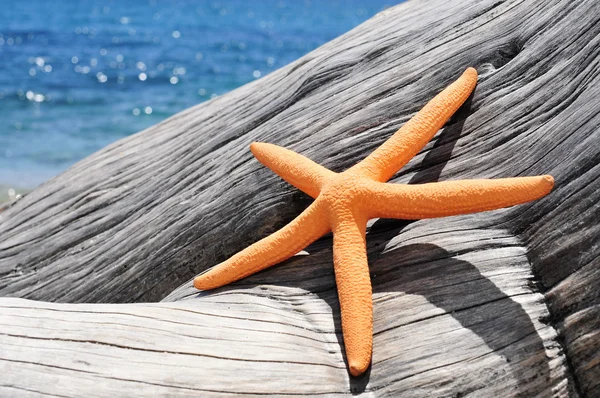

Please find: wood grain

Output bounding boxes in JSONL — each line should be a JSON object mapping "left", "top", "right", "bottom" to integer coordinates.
{"left": 1, "top": 0, "right": 599, "bottom": 395}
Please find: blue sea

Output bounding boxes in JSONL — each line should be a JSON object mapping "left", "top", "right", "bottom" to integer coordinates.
{"left": 0, "top": 0, "right": 397, "bottom": 190}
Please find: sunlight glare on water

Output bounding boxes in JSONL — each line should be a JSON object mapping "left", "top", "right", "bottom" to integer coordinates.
{"left": 0, "top": 0, "right": 397, "bottom": 191}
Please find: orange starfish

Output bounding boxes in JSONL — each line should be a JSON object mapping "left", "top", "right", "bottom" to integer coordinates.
{"left": 194, "top": 67, "right": 554, "bottom": 376}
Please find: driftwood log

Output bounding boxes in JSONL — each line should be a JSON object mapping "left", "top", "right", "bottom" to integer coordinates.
{"left": 1, "top": 0, "right": 599, "bottom": 396}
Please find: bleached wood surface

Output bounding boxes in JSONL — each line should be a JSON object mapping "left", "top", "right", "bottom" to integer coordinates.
{"left": 1, "top": 0, "right": 599, "bottom": 395}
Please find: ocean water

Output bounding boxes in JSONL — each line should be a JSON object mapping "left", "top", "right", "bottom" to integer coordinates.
{"left": 0, "top": 0, "right": 397, "bottom": 190}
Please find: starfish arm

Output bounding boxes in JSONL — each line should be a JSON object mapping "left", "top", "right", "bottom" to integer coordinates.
{"left": 331, "top": 212, "right": 372, "bottom": 377}
{"left": 250, "top": 142, "right": 336, "bottom": 199}
{"left": 194, "top": 201, "right": 330, "bottom": 290}
{"left": 350, "top": 67, "right": 478, "bottom": 182}
{"left": 364, "top": 175, "right": 554, "bottom": 219}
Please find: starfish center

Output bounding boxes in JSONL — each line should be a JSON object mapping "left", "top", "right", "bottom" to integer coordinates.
{"left": 319, "top": 172, "right": 370, "bottom": 206}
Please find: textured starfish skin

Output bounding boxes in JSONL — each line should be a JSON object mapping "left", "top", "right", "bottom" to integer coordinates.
{"left": 194, "top": 68, "right": 554, "bottom": 376}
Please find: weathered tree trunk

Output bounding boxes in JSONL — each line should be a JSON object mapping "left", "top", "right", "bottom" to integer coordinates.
{"left": 1, "top": 0, "right": 599, "bottom": 396}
